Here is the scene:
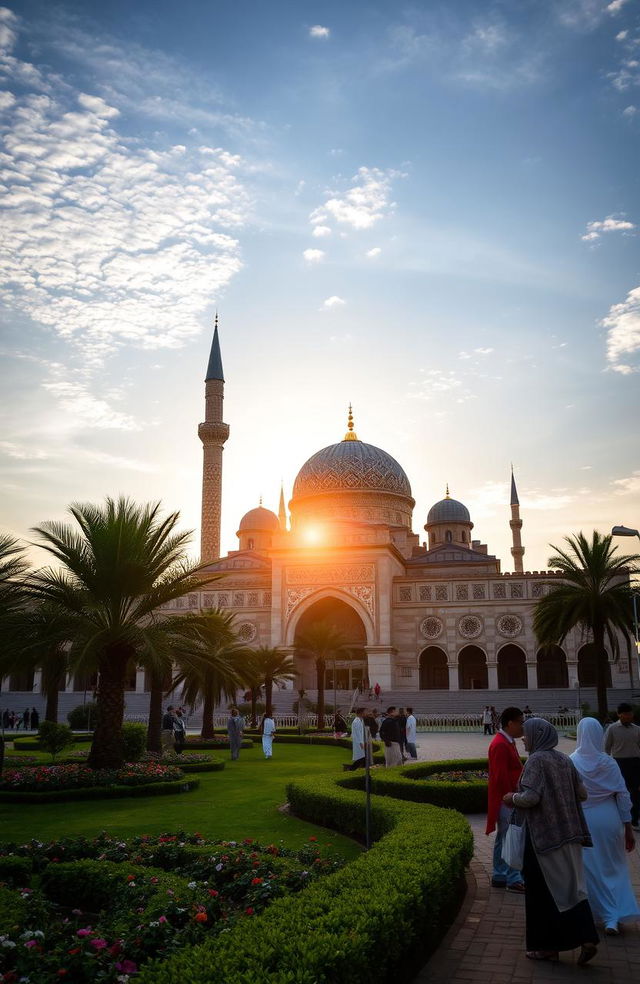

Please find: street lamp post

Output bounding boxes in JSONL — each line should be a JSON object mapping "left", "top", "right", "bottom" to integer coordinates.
{"left": 611, "top": 525, "right": 640, "bottom": 689}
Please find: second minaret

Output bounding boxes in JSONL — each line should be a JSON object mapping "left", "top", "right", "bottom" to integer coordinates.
{"left": 198, "top": 317, "right": 229, "bottom": 563}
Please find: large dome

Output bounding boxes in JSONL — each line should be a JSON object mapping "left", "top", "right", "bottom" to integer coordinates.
{"left": 293, "top": 439, "right": 412, "bottom": 499}
{"left": 426, "top": 496, "right": 471, "bottom": 524}
{"left": 238, "top": 505, "right": 280, "bottom": 531}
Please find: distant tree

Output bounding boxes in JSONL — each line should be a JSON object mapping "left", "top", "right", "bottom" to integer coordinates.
{"left": 38, "top": 722, "right": 74, "bottom": 761}
{"left": 294, "top": 621, "right": 351, "bottom": 730}
{"left": 534, "top": 531, "right": 638, "bottom": 719}
{"left": 251, "top": 646, "right": 296, "bottom": 717}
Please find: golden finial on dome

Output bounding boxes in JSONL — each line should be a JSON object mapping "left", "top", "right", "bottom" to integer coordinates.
{"left": 445, "top": 483, "right": 450, "bottom": 499}
{"left": 259, "top": 495, "right": 263, "bottom": 506}
{"left": 343, "top": 402, "right": 359, "bottom": 441}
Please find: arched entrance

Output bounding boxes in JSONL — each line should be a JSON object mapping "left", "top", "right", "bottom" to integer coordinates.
{"left": 419, "top": 647, "right": 449, "bottom": 690}
{"left": 497, "top": 645, "right": 527, "bottom": 689}
{"left": 578, "top": 644, "right": 612, "bottom": 688}
{"left": 536, "top": 646, "right": 568, "bottom": 688}
{"left": 293, "top": 597, "right": 368, "bottom": 693}
{"left": 458, "top": 646, "right": 488, "bottom": 690}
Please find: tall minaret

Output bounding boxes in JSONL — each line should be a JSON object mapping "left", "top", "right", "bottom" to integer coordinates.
{"left": 278, "top": 482, "right": 287, "bottom": 531}
{"left": 198, "top": 316, "right": 229, "bottom": 563}
{"left": 509, "top": 466, "right": 525, "bottom": 574}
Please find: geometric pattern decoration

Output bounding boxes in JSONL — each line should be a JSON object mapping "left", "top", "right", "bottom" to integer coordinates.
{"left": 293, "top": 440, "right": 412, "bottom": 498}
{"left": 458, "top": 615, "right": 483, "bottom": 639}
{"left": 420, "top": 616, "right": 444, "bottom": 639}
{"left": 497, "top": 614, "right": 523, "bottom": 638}
{"left": 237, "top": 621, "right": 258, "bottom": 642}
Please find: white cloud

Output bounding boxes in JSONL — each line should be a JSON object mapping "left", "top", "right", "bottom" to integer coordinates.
{"left": 323, "top": 295, "right": 346, "bottom": 308}
{"left": 41, "top": 379, "right": 141, "bottom": 430}
{"left": 581, "top": 214, "right": 635, "bottom": 240}
{"left": 613, "top": 470, "right": 640, "bottom": 494}
{"left": 309, "top": 26, "right": 330, "bottom": 40}
{"left": 616, "top": 30, "right": 629, "bottom": 41}
{"left": 0, "top": 20, "right": 250, "bottom": 373}
{"left": 310, "top": 166, "right": 402, "bottom": 232}
{"left": 303, "top": 248, "right": 325, "bottom": 263}
{"left": 607, "top": 0, "right": 630, "bottom": 14}
{"left": 601, "top": 284, "right": 640, "bottom": 373}
{"left": 312, "top": 225, "right": 332, "bottom": 238}
{"left": 365, "top": 247, "right": 382, "bottom": 258}
{"left": 623, "top": 105, "right": 637, "bottom": 116}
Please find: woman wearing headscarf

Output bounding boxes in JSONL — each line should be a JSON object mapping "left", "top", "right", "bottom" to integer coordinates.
{"left": 503, "top": 717, "right": 599, "bottom": 964}
{"left": 570, "top": 717, "right": 639, "bottom": 935}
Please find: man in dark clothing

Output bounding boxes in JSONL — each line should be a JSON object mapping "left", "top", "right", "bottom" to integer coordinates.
{"left": 379, "top": 706, "right": 403, "bottom": 767}
{"left": 161, "top": 705, "right": 175, "bottom": 753}
{"left": 605, "top": 702, "right": 640, "bottom": 829}
{"left": 364, "top": 709, "right": 379, "bottom": 739}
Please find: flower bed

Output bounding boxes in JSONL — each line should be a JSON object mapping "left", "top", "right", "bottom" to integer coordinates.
{"left": 0, "top": 762, "right": 183, "bottom": 792}
{"left": 339, "top": 757, "right": 491, "bottom": 813}
{"left": 0, "top": 832, "right": 344, "bottom": 982}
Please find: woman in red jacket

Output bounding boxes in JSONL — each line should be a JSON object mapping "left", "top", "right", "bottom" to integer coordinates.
{"left": 486, "top": 706, "right": 525, "bottom": 892}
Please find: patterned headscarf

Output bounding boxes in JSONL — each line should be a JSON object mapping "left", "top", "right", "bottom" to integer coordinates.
{"left": 523, "top": 716, "right": 558, "bottom": 753}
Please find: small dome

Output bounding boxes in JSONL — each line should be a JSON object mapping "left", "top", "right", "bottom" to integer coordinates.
{"left": 238, "top": 506, "right": 280, "bottom": 532}
{"left": 293, "top": 440, "right": 412, "bottom": 499}
{"left": 426, "top": 497, "right": 471, "bottom": 524}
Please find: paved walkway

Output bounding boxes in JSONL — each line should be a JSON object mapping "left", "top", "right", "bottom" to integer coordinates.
{"left": 411, "top": 734, "right": 640, "bottom": 982}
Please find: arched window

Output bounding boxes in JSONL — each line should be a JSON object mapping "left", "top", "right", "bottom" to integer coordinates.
{"left": 445, "top": 530, "right": 453, "bottom": 543}
{"left": 461, "top": 531, "right": 467, "bottom": 543}
{"left": 247, "top": 537, "right": 255, "bottom": 550}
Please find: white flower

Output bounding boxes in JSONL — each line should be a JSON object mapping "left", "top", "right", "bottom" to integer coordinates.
{"left": 187, "top": 882, "right": 197, "bottom": 889}
{"left": 215, "top": 863, "right": 224, "bottom": 871}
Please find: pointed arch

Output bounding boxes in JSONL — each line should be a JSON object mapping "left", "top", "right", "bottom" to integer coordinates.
{"left": 458, "top": 645, "right": 488, "bottom": 690}
{"left": 497, "top": 644, "right": 527, "bottom": 689}
{"left": 285, "top": 588, "right": 375, "bottom": 647}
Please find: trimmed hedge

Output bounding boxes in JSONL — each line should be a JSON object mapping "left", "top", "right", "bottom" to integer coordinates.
{"left": 0, "top": 854, "right": 32, "bottom": 886}
{"left": 136, "top": 772, "right": 473, "bottom": 984}
{"left": 339, "top": 757, "right": 491, "bottom": 813}
{"left": 11, "top": 735, "right": 92, "bottom": 750}
{"left": 248, "top": 733, "right": 385, "bottom": 764}
{"left": 0, "top": 777, "right": 200, "bottom": 804}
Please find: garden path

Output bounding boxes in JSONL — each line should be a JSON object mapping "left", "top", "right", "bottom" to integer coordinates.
{"left": 412, "top": 733, "right": 640, "bottom": 983}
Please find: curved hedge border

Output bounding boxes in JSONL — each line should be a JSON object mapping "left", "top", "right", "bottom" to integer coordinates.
{"left": 137, "top": 772, "right": 473, "bottom": 984}
{"left": 11, "top": 735, "right": 91, "bottom": 750}
{"left": 247, "top": 733, "right": 386, "bottom": 764}
{"left": 338, "top": 757, "right": 491, "bottom": 813}
{"left": 0, "top": 777, "right": 200, "bottom": 804}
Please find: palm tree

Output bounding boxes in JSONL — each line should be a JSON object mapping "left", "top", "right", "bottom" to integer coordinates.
{"left": 294, "top": 620, "right": 351, "bottom": 730}
{"left": 533, "top": 530, "right": 638, "bottom": 719}
{"left": 172, "top": 609, "right": 250, "bottom": 739}
{"left": 27, "top": 497, "right": 218, "bottom": 769}
{"left": 0, "top": 533, "right": 29, "bottom": 616}
{"left": 251, "top": 646, "right": 296, "bottom": 717}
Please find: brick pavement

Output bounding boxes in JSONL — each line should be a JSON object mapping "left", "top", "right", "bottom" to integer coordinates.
{"left": 411, "top": 733, "right": 640, "bottom": 981}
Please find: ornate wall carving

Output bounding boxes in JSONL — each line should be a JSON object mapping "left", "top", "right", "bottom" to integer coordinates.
{"left": 287, "top": 564, "right": 375, "bottom": 585}
{"left": 420, "top": 616, "right": 443, "bottom": 639}
{"left": 458, "top": 615, "right": 483, "bottom": 639}
{"left": 497, "top": 614, "right": 523, "bottom": 638}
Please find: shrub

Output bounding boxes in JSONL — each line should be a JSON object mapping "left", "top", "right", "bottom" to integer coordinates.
{"left": 67, "top": 702, "right": 97, "bottom": 730}
{"left": 136, "top": 774, "right": 473, "bottom": 984}
{"left": 122, "top": 722, "right": 147, "bottom": 761}
{"left": 0, "top": 855, "right": 32, "bottom": 886}
{"left": 338, "top": 757, "right": 492, "bottom": 813}
{"left": 236, "top": 701, "right": 265, "bottom": 716}
{"left": 37, "top": 721, "right": 74, "bottom": 760}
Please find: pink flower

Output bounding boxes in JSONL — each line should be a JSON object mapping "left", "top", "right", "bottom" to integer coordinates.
{"left": 158, "top": 916, "right": 168, "bottom": 924}
{"left": 24, "top": 940, "right": 38, "bottom": 948}
{"left": 115, "top": 960, "right": 138, "bottom": 974}
{"left": 77, "top": 928, "right": 92, "bottom": 938}
{"left": 90, "top": 938, "right": 108, "bottom": 950}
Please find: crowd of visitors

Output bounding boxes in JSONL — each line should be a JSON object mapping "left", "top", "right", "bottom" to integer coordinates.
{"left": 2, "top": 707, "right": 39, "bottom": 730}
{"left": 486, "top": 701, "right": 640, "bottom": 966}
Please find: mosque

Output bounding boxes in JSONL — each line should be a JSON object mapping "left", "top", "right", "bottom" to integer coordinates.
{"left": 186, "top": 322, "right": 633, "bottom": 704}
{"left": 3, "top": 321, "right": 633, "bottom": 715}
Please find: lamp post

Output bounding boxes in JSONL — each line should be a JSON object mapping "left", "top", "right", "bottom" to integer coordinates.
{"left": 611, "top": 526, "right": 640, "bottom": 689}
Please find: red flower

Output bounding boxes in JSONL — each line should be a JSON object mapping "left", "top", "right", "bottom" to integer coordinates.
{"left": 126, "top": 874, "right": 135, "bottom": 881}
{"left": 67, "top": 948, "right": 81, "bottom": 956}
{"left": 245, "top": 907, "right": 254, "bottom": 915}
{"left": 251, "top": 877, "right": 263, "bottom": 885}
{"left": 194, "top": 912, "right": 208, "bottom": 923}
{"left": 56, "top": 971, "right": 68, "bottom": 978}
{"left": 208, "top": 889, "right": 219, "bottom": 897}
{"left": 308, "top": 836, "right": 318, "bottom": 842}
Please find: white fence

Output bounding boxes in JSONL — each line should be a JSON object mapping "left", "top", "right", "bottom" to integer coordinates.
{"left": 124, "top": 711, "right": 580, "bottom": 733}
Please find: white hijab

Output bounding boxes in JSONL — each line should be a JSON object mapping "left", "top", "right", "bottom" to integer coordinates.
{"left": 570, "top": 717, "right": 629, "bottom": 806}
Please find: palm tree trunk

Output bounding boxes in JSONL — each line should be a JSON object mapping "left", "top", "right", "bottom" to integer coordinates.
{"left": 201, "top": 684, "right": 215, "bottom": 739}
{"left": 265, "top": 675, "right": 273, "bottom": 717}
{"left": 251, "top": 687, "right": 259, "bottom": 728}
{"left": 88, "top": 647, "right": 129, "bottom": 770}
{"left": 146, "top": 676, "right": 163, "bottom": 753}
{"left": 594, "top": 623, "right": 609, "bottom": 720}
{"left": 316, "top": 658, "right": 325, "bottom": 731}
{"left": 44, "top": 688, "right": 59, "bottom": 725}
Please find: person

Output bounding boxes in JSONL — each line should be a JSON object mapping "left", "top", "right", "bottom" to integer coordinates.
{"left": 397, "top": 707, "right": 408, "bottom": 759}
{"left": 333, "top": 710, "right": 347, "bottom": 736}
{"left": 22, "top": 708, "right": 31, "bottom": 731}
{"left": 363, "top": 708, "right": 379, "bottom": 740}
{"left": 503, "top": 718, "right": 599, "bottom": 964}
{"left": 379, "top": 706, "right": 403, "bottom": 767}
{"left": 482, "top": 705, "right": 493, "bottom": 735}
{"left": 486, "top": 706, "right": 525, "bottom": 893}
{"left": 604, "top": 702, "right": 640, "bottom": 831}
{"left": 490, "top": 706, "right": 499, "bottom": 733}
{"left": 405, "top": 706, "right": 418, "bottom": 760}
{"left": 172, "top": 708, "right": 186, "bottom": 753}
{"left": 523, "top": 705, "right": 533, "bottom": 717}
{"left": 227, "top": 707, "right": 244, "bottom": 761}
{"left": 349, "top": 707, "right": 366, "bottom": 769}
{"left": 261, "top": 712, "right": 276, "bottom": 759}
{"left": 373, "top": 682, "right": 381, "bottom": 701}
{"left": 161, "top": 705, "right": 175, "bottom": 753}
{"left": 30, "top": 707, "right": 39, "bottom": 729}
{"left": 570, "top": 717, "right": 639, "bottom": 935}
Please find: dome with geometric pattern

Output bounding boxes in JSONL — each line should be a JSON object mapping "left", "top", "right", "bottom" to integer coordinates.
{"left": 293, "top": 439, "right": 412, "bottom": 499}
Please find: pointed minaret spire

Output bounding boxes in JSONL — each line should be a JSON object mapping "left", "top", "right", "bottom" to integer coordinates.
{"left": 278, "top": 482, "right": 287, "bottom": 531}
{"left": 198, "top": 316, "right": 230, "bottom": 563}
{"left": 205, "top": 313, "right": 224, "bottom": 381}
{"left": 343, "top": 403, "right": 359, "bottom": 441}
{"left": 509, "top": 465, "right": 525, "bottom": 574}
{"left": 445, "top": 483, "right": 450, "bottom": 499}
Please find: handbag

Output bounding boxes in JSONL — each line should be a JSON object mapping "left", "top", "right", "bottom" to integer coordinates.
{"left": 501, "top": 818, "right": 525, "bottom": 870}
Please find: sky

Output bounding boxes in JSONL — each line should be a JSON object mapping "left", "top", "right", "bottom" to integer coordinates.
{"left": 0, "top": 0, "right": 639, "bottom": 572}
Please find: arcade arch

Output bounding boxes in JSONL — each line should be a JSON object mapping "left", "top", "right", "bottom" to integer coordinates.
{"left": 458, "top": 645, "right": 488, "bottom": 690}
{"left": 419, "top": 647, "right": 449, "bottom": 690}
{"left": 497, "top": 644, "right": 527, "bottom": 689}
{"left": 293, "top": 597, "right": 368, "bottom": 692}
{"left": 536, "top": 646, "right": 568, "bottom": 688}
{"left": 577, "top": 644, "right": 612, "bottom": 688}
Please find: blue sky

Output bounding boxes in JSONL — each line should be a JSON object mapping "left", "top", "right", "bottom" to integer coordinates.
{"left": 0, "top": 0, "right": 639, "bottom": 570}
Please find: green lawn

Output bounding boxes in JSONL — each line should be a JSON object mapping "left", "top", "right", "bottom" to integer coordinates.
{"left": 0, "top": 742, "right": 362, "bottom": 859}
